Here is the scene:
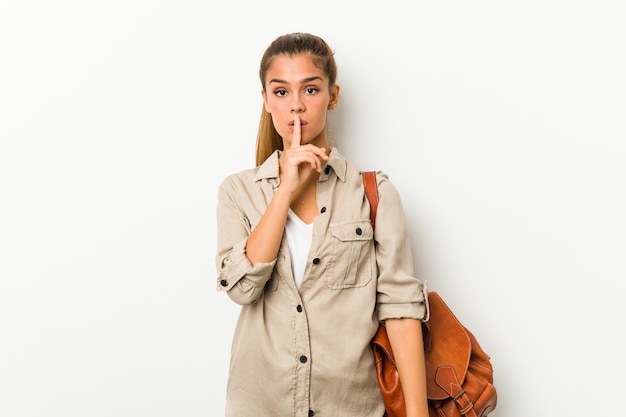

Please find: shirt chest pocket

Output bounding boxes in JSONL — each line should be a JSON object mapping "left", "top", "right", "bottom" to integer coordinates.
{"left": 325, "top": 221, "right": 374, "bottom": 289}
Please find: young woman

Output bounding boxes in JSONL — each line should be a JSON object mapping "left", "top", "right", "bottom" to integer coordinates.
{"left": 216, "top": 32, "right": 429, "bottom": 417}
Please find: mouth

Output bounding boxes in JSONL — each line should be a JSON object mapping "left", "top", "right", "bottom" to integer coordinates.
{"left": 288, "top": 120, "right": 308, "bottom": 128}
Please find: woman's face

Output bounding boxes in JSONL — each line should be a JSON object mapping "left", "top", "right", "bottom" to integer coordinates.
{"left": 262, "top": 54, "right": 339, "bottom": 149}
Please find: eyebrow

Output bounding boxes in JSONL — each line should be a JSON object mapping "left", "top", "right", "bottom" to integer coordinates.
{"left": 268, "top": 76, "right": 324, "bottom": 85}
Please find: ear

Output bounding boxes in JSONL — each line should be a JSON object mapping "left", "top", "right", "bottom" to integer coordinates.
{"left": 328, "top": 84, "right": 340, "bottom": 110}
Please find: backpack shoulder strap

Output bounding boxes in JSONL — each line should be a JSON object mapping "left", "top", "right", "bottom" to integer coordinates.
{"left": 362, "top": 171, "right": 379, "bottom": 229}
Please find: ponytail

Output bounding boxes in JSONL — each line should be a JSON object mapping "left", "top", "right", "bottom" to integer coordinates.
{"left": 255, "top": 106, "right": 283, "bottom": 167}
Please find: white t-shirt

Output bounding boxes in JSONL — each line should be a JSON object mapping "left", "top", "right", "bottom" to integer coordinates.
{"left": 285, "top": 208, "right": 314, "bottom": 290}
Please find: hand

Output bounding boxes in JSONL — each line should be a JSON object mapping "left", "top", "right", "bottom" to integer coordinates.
{"left": 278, "top": 114, "right": 328, "bottom": 196}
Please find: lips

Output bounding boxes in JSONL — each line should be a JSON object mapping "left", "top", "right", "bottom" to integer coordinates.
{"left": 288, "top": 120, "right": 308, "bottom": 127}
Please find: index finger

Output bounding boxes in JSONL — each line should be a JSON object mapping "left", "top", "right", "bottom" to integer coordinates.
{"left": 291, "top": 114, "right": 301, "bottom": 149}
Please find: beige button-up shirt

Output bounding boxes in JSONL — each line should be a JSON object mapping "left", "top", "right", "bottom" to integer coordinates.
{"left": 216, "top": 148, "right": 428, "bottom": 417}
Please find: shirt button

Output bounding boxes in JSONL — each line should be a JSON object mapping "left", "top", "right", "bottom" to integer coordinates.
{"left": 220, "top": 279, "right": 228, "bottom": 287}
{"left": 300, "top": 355, "right": 308, "bottom": 363}
{"left": 309, "top": 411, "right": 315, "bottom": 417}
{"left": 356, "top": 227, "right": 362, "bottom": 235}
{"left": 320, "top": 206, "right": 326, "bottom": 213}
{"left": 312, "top": 258, "right": 320, "bottom": 265}
{"left": 296, "top": 305, "right": 303, "bottom": 313}
{"left": 324, "top": 166, "right": 331, "bottom": 175}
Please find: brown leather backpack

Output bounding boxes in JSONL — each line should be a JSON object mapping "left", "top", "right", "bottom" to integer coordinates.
{"left": 363, "top": 171, "right": 497, "bottom": 417}
{"left": 371, "top": 292, "right": 497, "bottom": 417}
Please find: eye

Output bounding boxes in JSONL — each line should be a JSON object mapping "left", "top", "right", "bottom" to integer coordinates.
{"left": 304, "top": 87, "right": 319, "bottom": 95}
{"left": 273, "top": 89, "right": 287, "bottom": 97}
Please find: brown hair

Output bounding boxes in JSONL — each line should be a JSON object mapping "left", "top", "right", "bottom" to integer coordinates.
{"left": 255, "top": 32, "right": 338, "bottom": 166}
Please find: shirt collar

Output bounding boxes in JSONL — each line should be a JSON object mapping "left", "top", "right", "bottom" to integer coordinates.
{"left": 254, "top": 150, "right": 281, "bottom": 182}
{"left": 254, "top": 147, "right": 347, "bottom": 183}
{"left": 323, "top": 147, "right": 347, "bottom": 182}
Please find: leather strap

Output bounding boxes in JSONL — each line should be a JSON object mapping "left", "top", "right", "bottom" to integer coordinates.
{"left": 435, "top": 366, "right": 479, "bottom": 417}
{"left": 363, "top": 171, "right": 379, "bottom": 228}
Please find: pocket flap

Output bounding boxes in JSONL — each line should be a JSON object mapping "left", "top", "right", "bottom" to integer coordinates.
{"left": 330, "top": 221, "right": 373, "bottom": 241}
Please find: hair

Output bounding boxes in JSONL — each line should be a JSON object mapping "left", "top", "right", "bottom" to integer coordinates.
{"left": 255, "top": 32, "right": 338, "bottom": 166}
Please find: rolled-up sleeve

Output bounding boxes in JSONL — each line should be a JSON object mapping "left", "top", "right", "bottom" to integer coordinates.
{"left": 373, "top": 172, "right": 429, "bottom": 322}
{"left": 216, "top": 176, "right": 276, "bottom": 305}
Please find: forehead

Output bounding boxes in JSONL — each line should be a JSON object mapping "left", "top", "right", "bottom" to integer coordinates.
{"left": 265, "top": 54, "right": 327, "bottom": 83}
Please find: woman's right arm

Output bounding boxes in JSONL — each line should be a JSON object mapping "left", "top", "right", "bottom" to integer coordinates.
{"left": 216, "top": 173, "right": 305, "bottom": 306}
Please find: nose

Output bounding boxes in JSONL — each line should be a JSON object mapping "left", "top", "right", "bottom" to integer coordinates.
{"left": 290, "top": 96, "right": 304, "bottom": 113}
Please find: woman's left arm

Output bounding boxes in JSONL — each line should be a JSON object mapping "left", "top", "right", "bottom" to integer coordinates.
{"left": 385, "top": 318, "right": 429, "bottom": 417}
{"left": 372, "top": 173, "right": 429, "bottom": 416}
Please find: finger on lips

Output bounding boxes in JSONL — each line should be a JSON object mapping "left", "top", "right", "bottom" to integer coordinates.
{"left": 287, "top": 114, "right": 328, "bottom": 172}
{"left": 291, "top": 114, "right": 301, "bottom": 148}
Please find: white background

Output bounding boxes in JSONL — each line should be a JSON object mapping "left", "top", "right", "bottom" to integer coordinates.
{"left": 1, "top": 1, "right": 625, "bottom": 416}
